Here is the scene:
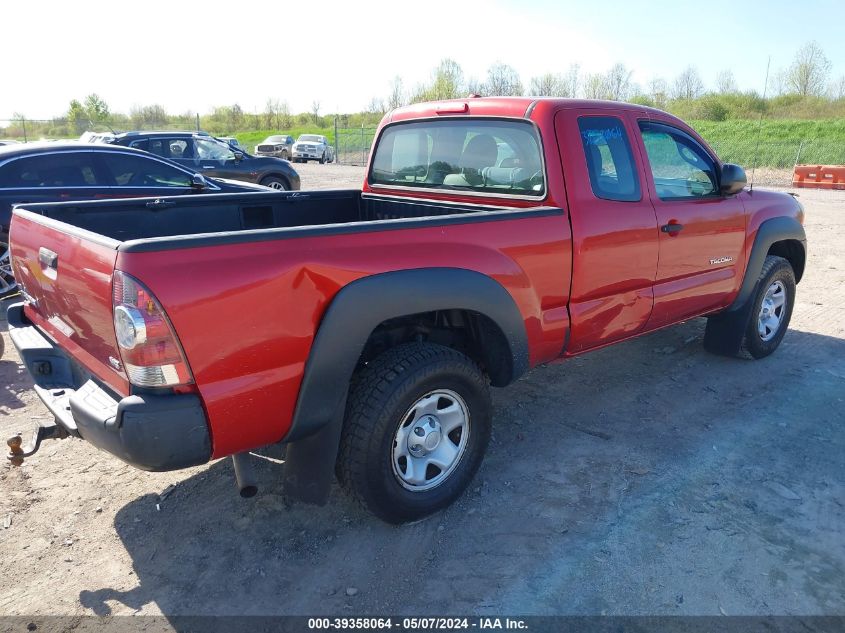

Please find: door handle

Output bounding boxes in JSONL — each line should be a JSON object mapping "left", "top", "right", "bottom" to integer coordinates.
{"left": 661, "top": 223, "right": 684, "bottom": 234}
{"left": 145, "top": 199, "right": 176, "bottom": 210}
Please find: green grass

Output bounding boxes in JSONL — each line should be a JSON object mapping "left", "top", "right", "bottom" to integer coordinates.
{"left": 234, "top": 127, "right": 334, "bottom": 152}
{"left": 4, "top": 118, "right": 844, "bottom": 168}
{"left": 689, "top": 119, "right": 845, "bottom": 168}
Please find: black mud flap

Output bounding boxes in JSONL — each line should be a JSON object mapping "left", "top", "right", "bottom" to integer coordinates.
{"left": 703, "top": 292, "right": 756, "bottom": 357}
{"left": 281, "top": 399, "right": 346, "bottom": 505}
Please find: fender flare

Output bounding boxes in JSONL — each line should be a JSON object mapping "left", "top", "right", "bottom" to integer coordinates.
{"left": 704, "top": 216, "right": 806, "bottom": 356}
{"left": 281, "top": 268, "right": 529, "bottom": 505}
{"left": 287, "top": 267, "right": 529, "bottom": 444}
{"left": 727, "top": 215, "right": 806, "bottom": 313}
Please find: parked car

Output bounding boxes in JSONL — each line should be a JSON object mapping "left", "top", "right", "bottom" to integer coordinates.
{"left": 106, "top": 131, "right": 300, "bottom": 190}
{"left": 217, "top": 137, "right": 243, "bottom": 150}
{"left": 79, "top": 131, "right": 115, "bottom": 144}
{"left": 291, "top": 134, "right": 335, "bottom": 163}
{"left": 255, "top": 135, "right": 294, "bottom": 160}
{"left": 0, "top": 142, "right": 272, "bottom": 297}
{"left": 7, "top": 98, "right": 806, "bottom": 524}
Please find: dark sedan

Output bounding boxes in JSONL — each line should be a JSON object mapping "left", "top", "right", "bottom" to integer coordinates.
{"left": 0, "top": 142, "right": 271, "bottom": 297}
{"left": 107, "top": 131, "right": 301, "bottom": 191}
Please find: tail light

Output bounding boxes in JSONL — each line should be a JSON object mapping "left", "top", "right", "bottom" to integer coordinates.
{"left": 112, "top": 270, "right": 193, "bottom": 388}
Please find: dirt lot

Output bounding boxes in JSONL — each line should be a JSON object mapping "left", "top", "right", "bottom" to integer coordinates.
{"left": 0, "top": 168, "right": 843, "bottom": 618}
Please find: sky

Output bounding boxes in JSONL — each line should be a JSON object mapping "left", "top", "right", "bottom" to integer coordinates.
{"left": 2, "top": 0, "right": 844, "bottom": 120}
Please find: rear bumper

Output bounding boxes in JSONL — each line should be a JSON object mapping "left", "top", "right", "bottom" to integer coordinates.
{"left": 7, "top": 302, "right": 211, "bottom": 471}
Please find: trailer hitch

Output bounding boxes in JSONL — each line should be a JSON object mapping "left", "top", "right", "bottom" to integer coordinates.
{"left": 7, "top": 422, "right": 68, "bottom": 466}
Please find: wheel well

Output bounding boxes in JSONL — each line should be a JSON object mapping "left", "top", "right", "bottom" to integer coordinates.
{"left": 767, "top": 239, "right": 805, "bottom": 282}
{"left": 358, "top": 310, "right": 513, "bottom": 387}
{"left": 261, "top": 173, "right": 289, "bottom": 187}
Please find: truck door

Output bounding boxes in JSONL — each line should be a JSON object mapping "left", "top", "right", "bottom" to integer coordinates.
{"left": 554, "top": 109, "right": 659, "bottom": 353}
{"left": 634, "top": 119, "right": 746, "bottom": 328}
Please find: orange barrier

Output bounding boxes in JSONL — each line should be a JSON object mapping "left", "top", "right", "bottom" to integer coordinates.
{"left": 792, "top": 164, "right": 845, "bottom": 190}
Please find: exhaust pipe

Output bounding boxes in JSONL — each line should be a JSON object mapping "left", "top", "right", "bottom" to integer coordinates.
{"left": 232, "top": 452, "right": 258, "bottom": 498}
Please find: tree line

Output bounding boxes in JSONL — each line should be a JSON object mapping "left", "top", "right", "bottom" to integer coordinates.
{"left": 2, "top": 41, "right": 843, "bottom": 141}
{"left": 369, "top": 41, "right": 844, "bottom": 121}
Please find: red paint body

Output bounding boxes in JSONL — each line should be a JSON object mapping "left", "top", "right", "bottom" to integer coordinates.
{"left": 10, "top": 98, "right": 802, "bottom": 461}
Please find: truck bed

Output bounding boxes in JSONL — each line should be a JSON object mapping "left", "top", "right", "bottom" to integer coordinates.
{"left": 17, "top": 189, "right": 554, "bottom": 249}
{"left": 10, "top": 189, "right": 570, "bottom": 459}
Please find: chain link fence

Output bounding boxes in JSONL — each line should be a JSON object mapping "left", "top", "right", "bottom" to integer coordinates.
{"left": 707, "top": 139, "right": 845, "bottom": 188}
{"left": 2, "top": 117, "right": 844, "bottom": 190}
{"left": 333, "top": 124, "right": 378, "bottom": 166}
{"left": 0, "top": 117, "right": 201, "bottom": 141}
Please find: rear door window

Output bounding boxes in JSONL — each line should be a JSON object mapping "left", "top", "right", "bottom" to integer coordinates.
{"left": 370, "top": 119, "right": 545, "bottom": 197}
{"left": 143, "top": 138, "right": 194, "bottom": 161}
{"left": 0, "top": 152, "right": 101, "bottom": 187}
{"left": 577, "top": 116, "right": 640, "bottom": 202}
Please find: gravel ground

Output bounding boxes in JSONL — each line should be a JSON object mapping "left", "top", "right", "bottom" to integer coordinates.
{"left": 0, "top": 176, "right": 843, "bottom": 618}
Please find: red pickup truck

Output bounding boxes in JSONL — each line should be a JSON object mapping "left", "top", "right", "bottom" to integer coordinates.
{"left": 6, "top": 98, "right": 806, "bottom": 523}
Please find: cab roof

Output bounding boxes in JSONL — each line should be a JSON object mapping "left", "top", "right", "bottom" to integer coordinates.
{"left": 385, "top": 96, "right": 668, "bottom": 123}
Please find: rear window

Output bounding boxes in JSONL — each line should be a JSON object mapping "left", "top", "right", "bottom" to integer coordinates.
{"left": 370, "top": 119, "right": 545, "bottom": 197}
{"left": 577, "top": 116, "right": 640, "bottom": 202}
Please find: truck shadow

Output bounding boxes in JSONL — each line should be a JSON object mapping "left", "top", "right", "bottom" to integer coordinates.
{"left": 79, "top": 320, "right": 845, "bottom": 616}
{"left": 1, "top": 326, "right": 32, "bottom": 415}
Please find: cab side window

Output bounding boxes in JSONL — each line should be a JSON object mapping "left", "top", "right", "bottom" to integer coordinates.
{"left": 577, "top": 116, "right": 641, "bottom": 202}
{"left": 638, "top": 121, "right": 718, "bottom": 200}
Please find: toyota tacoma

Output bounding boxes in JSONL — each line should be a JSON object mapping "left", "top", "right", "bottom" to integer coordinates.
{"left": 6, "top": 97, "right": 806, "bottom": 523}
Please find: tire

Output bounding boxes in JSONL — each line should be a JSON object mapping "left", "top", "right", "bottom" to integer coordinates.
{"left": 282, "top": 150, "right": 289, "bottom": 160}
{"left": 337, "top": 342, "right": 491, "bottom": 523}
{"left": 0, "top": 233, "right": 18, "bottom": 299}
{"left": 260, "top": 176, "right": 288, "bottom": 191}
{"left": 319, "top": 153, "right": 326, "bottom": 165}
{"left": 738, "top": 255, "right": 796, "bottom": 359}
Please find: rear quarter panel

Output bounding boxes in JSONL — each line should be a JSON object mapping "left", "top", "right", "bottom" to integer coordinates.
{"left": 117, "top": 215, "right": 572, "bottom": 457}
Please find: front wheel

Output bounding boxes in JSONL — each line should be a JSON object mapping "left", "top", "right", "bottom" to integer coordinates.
{"left": 0, "top": 233, "right": 18, "bottom": 299}
{"left": 337, "top": 343, "right": 491, "bottom": 523}
{"left": 319, "top": 153, "right": 326, "bottom": 164}
{"left": 741, "top": 255, "right": 796, "bottom": 358}
{"left": 260, "top": 176, "right": 288, "bottom": 191}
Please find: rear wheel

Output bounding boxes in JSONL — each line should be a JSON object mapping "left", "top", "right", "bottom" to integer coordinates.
{"left": 337, "top": 342, "right": 491, "bottom": 523}
{"left": 260, "top": 176, "right": 288, "bottom": 190}
{"left": 0, "top": 233, "right": 18, "bottom": 299}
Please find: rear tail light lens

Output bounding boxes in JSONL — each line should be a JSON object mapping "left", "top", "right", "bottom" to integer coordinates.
{"left": 112, "top": 270, "right": 193, "bottom": 388}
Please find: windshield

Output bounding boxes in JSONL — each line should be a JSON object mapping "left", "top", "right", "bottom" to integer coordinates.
{"left": 265, "top": 136, "right": 288, "bottom": 143}
{"left": 370, "top": 118, "right": 545, "bottom": 197}
{"left": 298, "top": 135, "right": 322, "bottom": 143}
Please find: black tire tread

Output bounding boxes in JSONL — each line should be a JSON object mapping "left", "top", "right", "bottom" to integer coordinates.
{"left": 337, "top": 342, "right": 489, "bottom": 521}
{"left": 739, "top": 254, "right": 795, "bottom": 359}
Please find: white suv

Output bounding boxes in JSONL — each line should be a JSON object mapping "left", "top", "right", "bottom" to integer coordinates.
{"left": 291, "top": 134, "right": 335, "bottom": 164}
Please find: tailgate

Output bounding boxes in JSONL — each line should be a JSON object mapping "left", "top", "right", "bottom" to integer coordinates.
{"left": 10, "top": 209, "right": 129, "bottom": 395}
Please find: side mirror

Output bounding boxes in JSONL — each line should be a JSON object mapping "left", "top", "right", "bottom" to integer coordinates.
{"left": 720, "top": 163, "right": 747, "bottom": 196}
{"left": 234, "top": 151, "right": 244, "bottom": 162}
{"left": 191, "top": 173, "right": 208, "bottom": 190}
